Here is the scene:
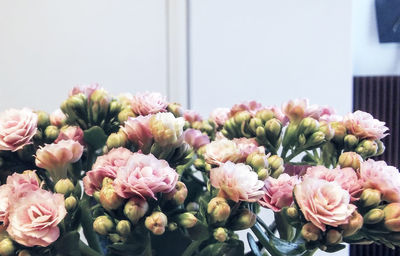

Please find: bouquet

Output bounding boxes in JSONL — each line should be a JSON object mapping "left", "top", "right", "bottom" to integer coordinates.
{"left": 0, "top": 84, "right": 398, "bottom": 256}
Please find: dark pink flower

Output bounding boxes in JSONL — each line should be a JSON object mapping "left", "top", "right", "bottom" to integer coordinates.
{"left": 184, "top": 129, "right": 210, "bottom": 150}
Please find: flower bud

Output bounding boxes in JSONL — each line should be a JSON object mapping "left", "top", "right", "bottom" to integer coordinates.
{"left": 363, "top": 208, "right": 385, "bottom": 224}
{"left": 298, "top": 117, "right": 319, "bottom": 136}
{"left": 54, "top": 179, "right": 75, "bottom": 195}
{"left": 285, "top": 207, "right": 298, "bottom": 220}
{"left": 172, "top": 181, "right": 188, "bottom": 205}
{"left": 265, "top": 118, "right": 282, "bottom": 144}
{"left": 304, "top": 131, "right": 325, "bottom": 149}
{"left": 340, "top": 211, "right": 363, "bottom": 237}
{"left": 65, "top": 196, "right": 77, "bottom": 211}
{"left": 44, "top": 125, "right": 59, "bottom": 143}
{"left": 301, "top": 222, "right": 321, "bottom": 242}
{"left": 319, "top": 121, "right": 334, "bottom": 141}
{"left": 207, "top": 197, "right": 231, "bottom": 223}
{"left": 0, "top": 238, "right": 14, "bottom": 256}
{"left": 326, "top": 229, "right": 342, "bottom": 245}
{"left": 116, "top": 220, "right": 131, "bottom": 237}
{"left": 93, "top": 191, "right": 101, "bottom": 202}
{"left": 257, "top": 168, "right": 269, "bottom": 180}
{"left": 246, "top": 152, "right": 267, "bottom": 170}
{"left": 234, "top": 111, "right": 251, "bottom": 125}
{"left": 249, "top": 118, "right": 263, "bottom": 134}
{"left": 36, "top": 111, "right": 50, "bottom": 128}
{"left": 124, "top": 197, "right": 149, "bottom": 224}
{"left": 100, "top": 184, "right": 124, "bottom": 211}
{"left": 213, "top": 227, "right": 228, "bottom": 242}
{"left": 167, "top": 103, "right": 184, "bottom": 117}
{"left": 93, "top": 216, "right": 114, "bottom": 236}
{"left": 145, "top": 212, "right": 168, "bottom": 235}
{"left": 383, "top": 203, "right": 400, "bottom": 232}
{"left": 118, "top": 108, "right": 136, "bottom": 124}
{"left": 255, "top": 109, "right": 274, "bottom": 122}
{"left": 255, "top": 126, "right": 267, "bottom": 141}
{"left": 344, "top": 134, "right": 359, "bottom": 150}
{"left": 186, "top": 202, "right": 199, "bottom": 212}
{"left": 268, "top": 155, "right": 283, "bottom": 171}
{"left": 90, "top": 89, "right": 110, "bottom": 123}
{"left": 18, "top": 250, "right": 31, "bottom": 256}
{"left": 194, "top": 158, "right": 205, "bottom": 169}
{"left": 298, "top": 134, "right": 306, "bottom": 146}
{"left": 330, "top": 121, "right": 347, "bottom": 144}
{"left": 109, "top": 100, "right": 122, "bottom": 117}
{"left": 177, "top": 212, "right": 198, "bottom": 228}
{"left": 360, "top": 188, "right": 381, "bottom": 208}
{"left": 229, "top": 209, "right": 256, "bottom": 230}
{"left": 106, "top": 131, "right": 127, "bottom": 149}
{"left": 282, "top": 123, "right": 298, "bottom": 148}
{"left": 109, "top": 233, "right": 121, "bottom": 243}
{"left": 355, "top": 140, "right": 378, "bottom": 158}
{"left": 168, "top": 222, "right": 178, "bottom": 231}
{"left": 338, "top": 152, "right": 363, "bottom": 170}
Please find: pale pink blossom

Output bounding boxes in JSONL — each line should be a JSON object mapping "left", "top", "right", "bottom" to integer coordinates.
{"left": 55, "top": 126, "right": 84, "bottom": 145}
{"left": 210, "top": 108, "right": 230, "bottom": 127}
{"left": 267, "top": 106, "right": 289, "bottom": 126}
{"left": 203, "top": 138, "right": 242, "bottom": 166}
{"left": 35, "top": 140, "right": 83, "bottom": 180}
{"left": 233, "top": 138, "right": 265, "bottom": 162}
{"left": 149, "top": 113, "right": 185, "bottom": 147}
{"left": 183, "top": 129, "right": 210, "bottom": 150}
{"left": 49, "top": 109, "right": 66, "bottom": 127}
{"left": 343, "top": 110, "right": 388, "bottom": 140}
{"left": 7, "top": 189, "right": 66, "bottom": 247}
{"left": 0, "top": 108, "right": 38, "bottom": 151}
{"left": 359, "top": 159, "right": 400, "bottom": 203}
{"left": 131, "top": 92, "right": 168, "bottom": 116}
{"left": 113, "top": 153, "right": 178, "bottom": 199}
{"left": 183, "top": 110, "right": 202, "bottom": 123}
{"left": 83, "top": 147, "right": 133, "bottom": 196}
{"left": 282, "top": 99, "right": 308, "bottom": 122}
{"left": 259, "top": 174, "right": 301, "bottom": 212}
{"left": 123, "top": 116, "right": 153, "bottom": 152}
{"left": 0, "top": 185, "right": 11, "bottom": 225}
{"left": 294, "top": 177, "right": 356, "bottom": 231}
{"left": 69, "top": 83, "right": 100, "bottom": 98}
{"left": 304, "top": 166, "right": 362, "bottom": 202}
{"left": 230, "top": 101, "right": 264, "bottom": 117}
{"left": 210, "top": 162, "right": 264, "bottom": 202}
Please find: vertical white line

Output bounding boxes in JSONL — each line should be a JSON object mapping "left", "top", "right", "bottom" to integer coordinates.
{"left": 165, "top": 0, "right": 171, "bottom": 101}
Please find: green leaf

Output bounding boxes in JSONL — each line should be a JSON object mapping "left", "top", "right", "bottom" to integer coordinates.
{"left": 83, "top": 126, "right": 107, "bottom": 149}
{"left": 198, "top": 240, "right": 244, "bottom": 256}
{"left": 55, "top": 231, "right": 81, "bottom": 256}
{"left": 324, "top": 244, "right": 346, "bottom": 253}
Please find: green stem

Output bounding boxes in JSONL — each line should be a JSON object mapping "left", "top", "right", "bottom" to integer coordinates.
{"left": 79, "top": 240, "right": 103, "bottom": 256}
{"left": 302, "top": 249, "right": 317, "bottom": 256}
{"left": 284, "top": 148, "right": 302, "bottom": 163}
{"left": 274, "top": 212, "right": 293, "bottom": 241}
{"left": 80, "top": 194, "right": 102, "bottom": 253}
{"left": 182, "top": 239, "right": 206, "bottom": 256}
{"left": 251, "top": 224, "right": 282, "bottom": 256}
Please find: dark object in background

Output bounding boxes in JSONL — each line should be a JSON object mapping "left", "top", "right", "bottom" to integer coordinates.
{"left": 376, "top": 0, "right": 400, "bottom": 43}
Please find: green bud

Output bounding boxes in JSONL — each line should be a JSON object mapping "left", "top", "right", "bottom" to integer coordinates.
{"left": 93, "top": 191, "right": 101, "bottom": 202}
{"left": 33, "top": 129, "right": 43, "bottom": 141}
{"left": 124, "top": 197, "right": 149, "bottom": 224}
{"left": 109, "top": 233, "right": 121, "bottom": 243}
{"left": 54, "top": 179, "right": 75, "bottom": 195}
{"left": 360, "top": 188, "right": 381, "bottom": 208}
{"left": 265, "top": 118, "right": 282, "bottom": 144}
{"left": 246, "top": 152, "right": 267, "bottom": 170}
{"left": 168, "top": 222, "right": 178, "bottom": 231}
{"left": 282, "top": 123, "right": 298, "bottom": 148}
{"left": 340, "top": 211, "right": 363, "bottom": 237}
{"left": 376, "top": 140, "right": 385, "bottom": 156}
{"left": 116, "top": 220, "right": 131, "bottom": 237}
{"left": 344, "top": 134, "right": 359, "bottom": 150}
{"left": 213, "top": 227, "right": 228, "bottom": 242}
{"left": 319, "top": 122, "right": 334, "bottom": 141}
{"left": 90, "top": 89, "right": 110, "bottom": 124}
{"left": 93, "top": 216, "right": 114, "bottom": 235}
{"left": 255, "top": 126, "right": 267, "bottom": 141}
{"left": 383, "top": 203, "right": 400, "bottom": 232}
{"left": 255, "top": 109, "right": 274, "bottom": 122}
{"left": 257, "top": 168, "right": 269, "bottom": 180}
{"left": 145, "top": 212, "right": 168, "bottom": 235}
{"left": 178, "top": 212, "right": 198, "bottom": 228}
{"left": 285, "top": 207, "right": 298, "bottom": 220}
{"left": 194, "top": 158, "right": 205, "bottom": 169}
{"left": 301, "top": 222, "right": 320, "bottom": 242}
{"left": 65, "top": 196, "right": 77, "bottom": 211}
{"left": 106, "top": 131, "right": 127, "bottom": 149}
{"left": 364, "top": 208, "right": 385, "bottom": 224}
{"left": 100, "top": 184, "right": 124, "bottom": 210}
{"left": 304, "top": 131, "right": 325, "bottom": 149}
{"left": 298, "top": 117, "right": 319, "bottom": 136}
{"left": 44, "top": 125, "right": 59, "bottom": 143}
{"left": 268, "top": 155, "right": 284, "bottom": 170}
{"left": 186, "top": 202, "right": 200, "bottom": 212}
{"left": 234, "top": 111, "right": 252, "bottom": 125}
{"left": 229, "top": 209, "right": 256, "bottom": 230}
{"left": 109, "top": 100, "right": 122, "bottom": 117}
{"left": 331, "top": 122, "right": 347, "bottom": 145}
{"left": 298, "top": 133, "right": 306, "bottom": 146}
{"left": 249, "top": 118, "right": 263, "bottom": 134}
{"left": 0, "top": 238, "right": 14, "bottom": 256}
{"left": 36, "top": 111, "right": 50, "bottom": 128}
{"left": 171, "top": 181, "right": 188, "bottom": 205}
{"left": 167, "top": 103, "right": 184, "bottom": 117}
{"left": 338, "top": 152, "right": 362, "bottom": 170}
{"left": 118, "top": 108, "right": 135, "bottom": 124}
{"left": 355, "top": 140, "right": 378, "bottom": 158}
{"left": 18, "top": 250, "right": 31, "bottom": 256}
{"left": 326, "top": 229, "right": 342, "bottom": 245}
{"left": 208, "top": 197, "right": 231, "bottom": 223}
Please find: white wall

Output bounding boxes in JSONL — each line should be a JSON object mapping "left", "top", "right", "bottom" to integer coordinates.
{"left": 0, "top": 0, "right": 168, "bottom": 112}
{"left": 352, "top": 0, "right": 400, "bottom": 75}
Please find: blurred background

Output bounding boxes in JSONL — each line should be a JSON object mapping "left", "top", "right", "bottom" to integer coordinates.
{"left": 0, "top": 1, "right": 399, "bottom": 255}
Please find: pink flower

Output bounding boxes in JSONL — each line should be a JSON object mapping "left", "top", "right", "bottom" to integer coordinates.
{"left": 304, "top": 166, "right": 362, "bottom": 202}
{"left": 69, "top": 83, "right": 100, "bottom": 98}
{"left": 203, "top": 138, "right": 242, "bottom": 166}
{"left": 267, "top": 106, "right": 288, "bottom": 126}
{"left": 123, "top": 116, "right": 153, "bottom": 152}
{"left": 343, "top": 110, "right": 388, "bottom": 140}
{"left": 210, "top": 108, "right": 230, "bottom": 127}
{"left": 283, "top": 164, "right": 310, "bottom": 176}
{"left": 0, "top": 108, "right": 38, "bottom": 151}
{"left": 282, "top": 99, "right": 308, "bottom": 122}
{"left": 113, "top": 153, "right": 178, "bottom": 199}
{"left": 35, "top": 140, "right": 83, "bottom": 180}
{"left": 210, "top": 162, "right": 264, "bottom": 202}
{"left": 230, "top": 101, "right": 264, "bottom": 117}
{"left": 0, "top": 185, "right": 11, "bottom": 225}
{"left": 233, "top": 138, "right": 265, "bottom": 162}
{"left": 83, "top": 147, "right": 133, "bottom": 196}
{"left": 294, "top": 177, "right": 356, "bottom": 231}
{"left": 55, "top": 126, "right": 84, "bottom": 145}
{"left": 183, "top": 110, "right": 202, "bottom": 123}
{"left": 259, "top": 174, "right": 300, "bottom": 212}
{"left": 7, "top": 189, "right": 66, "bottom": 247}
{"left": 49, "top": 109, "right": 66, "bottom": 127}
{"left": 184, "top": 129, "right": 210, "bottom": 150}
{"left": 131, "top": 92, "right": 168, "bottom": 115}
{"left": 359, "top": 159, "right": 400, "bottom": 202}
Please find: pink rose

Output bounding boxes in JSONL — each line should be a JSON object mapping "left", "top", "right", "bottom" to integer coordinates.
{"left": 359, "top": 159, "right": 400, "bottom": 202}
{"left": 0, "top": 108, "right": 38, "bottom": 151}
{"left": 49, "top": 109, "right": 66, "bottom": 127}
{"left": 123, "top": 116, "right": 154, "bottom": 152}
{"left": 113, "top": 153, "right": 178, "bottom": 199}
{"left": 55, "top": 126, "right": 84, "bottom": 145}
{"left": 35, "top": 140, "right": 83, "bottom": 180}
{"left": 83, "top": 147, "right": 133, "bottom": 196}
{"left": 183, "top": 110, "right": 202, "bottom": 123}
{"left": 233, "top": 138, "right": 265, "bottom": 162}
{"left": 203, "top": 138, "right": 242, "bottom": 166}
{"left": 69, "top": 83, "right": 100, "bottom": 98}
{"left": 304, "top": 166, "right": 362, "bottom": 202}
{"left": 230, "top": 101, "right": 264, "bottom": 117}
{"left": 210, "top": 161, "right": 264, "bottom": 202}
{"left": 259, "top": 174, "right": 300, "bottom": 212}
{"left": 131, "top": 92, "right": 168, "bottom": 116}
{"left": 294, "top": 177, "right": 356, "bottom": 231}
{"left": 210, "top": 108, "right": 230, "bottom": 127}
{"left": 184, "top": 129, "right": 210, "bottom": 150}
{"left": 343, "top": 110, "right": 388, "bottom": 140}
{"left": 0, "top": 185, "right": 11, "bottom": 225}
{"left": 7, "top": 189, "right": 66, "bottom": 247}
